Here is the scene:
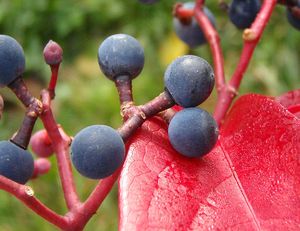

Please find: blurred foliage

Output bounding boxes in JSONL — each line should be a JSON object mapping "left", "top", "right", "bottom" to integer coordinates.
{"left": 0, "top": 0, "right": 300, "bottom": 230}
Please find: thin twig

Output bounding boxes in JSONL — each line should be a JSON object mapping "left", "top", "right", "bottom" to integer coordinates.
{"left": 40, "top": 90, "right": 80, "bottom": 211}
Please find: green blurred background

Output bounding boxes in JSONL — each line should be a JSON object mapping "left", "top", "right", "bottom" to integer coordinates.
{"left": 0, "top": 0, "right": 299, "bottom": 230}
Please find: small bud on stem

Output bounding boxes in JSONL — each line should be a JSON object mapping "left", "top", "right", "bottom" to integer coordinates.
{"left": 43, "top": 40, "right": 63, "bottom": 99}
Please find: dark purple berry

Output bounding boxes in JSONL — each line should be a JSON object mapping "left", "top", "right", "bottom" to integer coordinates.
{"left": 0, "top": 35, "right": 25, "bottom": 86}
{"left": 173, "top": 2, "right": 216, "bottom": 48}
{"left": 168, "top": 108, "right": 219, "bottom": 158}
{"left": 98, "top": 34, "right": 144, "bottom": 81}
{"left": 71, "top": 125, "right": 125, "bottom": 179}
{"left": 229, "top": 0, "right": 261, "bottom": 29}
{"left": 164, "top": 55, "right": 215, "bottom": 108}
{"left": 0, "top": 141, "right": 34, "bottom": 184}
{"left": 287, "top": 7, "right": 300, "bottom": 30}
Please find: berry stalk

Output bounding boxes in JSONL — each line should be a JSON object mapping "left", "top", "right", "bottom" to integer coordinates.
{"left": 226, "top": 0, "right": 277, "bottom": 114}
{"left": 8, "top": 77, "right": 43, "bottom": 148}
{"left": 40, "top": 90, "right": 80, "bottom": 210}
{"left": 118, "top": 91, "right": 175, "bottom": 141}
{"left": 80, "top": 92, "right": 175, "bottom": 223}
{"left": 194, "top": 0, "right": 277, "bottom": 125}
{"left": 11, "top": 104, "right": 42, "bottom": 149}
{"left": 43, "top": 40, "right": 63, "bottom": 99}
{"left": 0, "top": 176, "right": 69, "bottom": 229}
{"left": 77, "top": 168, "right": 122, "bottom": 229}
{"left": 48, "top": 64, "right": 60, "bottom": 99}
{"left": 115, "top": 75, "right": 134, "bottom": 121}
{"left": 8, "top": 78, "right": 36, "bottom": 107}
{"left": 194, "top": 3, "right": 226, "bottom": 96}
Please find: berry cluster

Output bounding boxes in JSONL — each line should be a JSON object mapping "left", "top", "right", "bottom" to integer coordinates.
{"left": 172, "top": 0, "right": 300, "bottom": 51}
{"left": 0, "top": 1, "right": 298, "bottom": 229}
{"left": 0, "top": 0, "right": 297, "bottom": 186}
{"left": 0, "top": 32, "right": 219, "bottom": 183}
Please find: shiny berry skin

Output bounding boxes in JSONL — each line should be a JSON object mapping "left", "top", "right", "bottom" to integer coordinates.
{"left": 139, "top": 0, "right": 158, "bottom": 4}
{"left": 173, "top": 2, "right": 216, "bottom": 48}
{"left": 98, "top": 34, "right": 145, "bottom": 81}
{"left": 168, "top": 108, "right": 219, "bottom": 158}
{"left": 71, "top": 125, "right": 125, "bottom": 179}
{"left": 287, "top": 8, "right": 300, "bottom": 30}
{"left": 229, "top": 0, "right": 261, "bottom": 29}
{"left": 0, "top": 35, "right": 25, "bottom": 86}
{"left": 164, "top": 55, "right": 215, "bottom": 108}
{"left": 0, "top": 141, "right": 34, "bottom": 184}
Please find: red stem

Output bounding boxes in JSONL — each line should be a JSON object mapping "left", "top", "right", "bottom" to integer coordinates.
{"left": 48, "top": 64, "right": 59, "bottom": 98}
{"left": 0, "top": 176, "right": 69, "bottom": 229}
{"left": 79, "top": 169, "right": 121, "bottom": 224}
{"left": 40, "top": 90, "right": 80, "bottom": 210}
{"left": 194, "top": 2, "right": 226, "bottom": 94}
{"left": 218, "top": 0, "right": 277, "bottom": 124}
{"left": 193, "top": 0, "right": 277, "bottom": 125}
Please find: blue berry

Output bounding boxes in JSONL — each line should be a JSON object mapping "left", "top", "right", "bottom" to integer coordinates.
{"left": 168, "top": 108, "right": 219, "bottom": 158}
{"left": 287, "top": 7, "right": 300, "bottom": 30}
{"left": 0, "top": 35, "right": 25, "bottom": 86}
{"left": 71, "top": 125, "right": 125, "bottom": 179}
{"left": 139, "top": 0, "right": 158, "bottom": 4}
{"left": 0, "top": 141, "right": 34, "bottom": 184}
{"left": 173, "top": 3, "right": 216, "bottom": 48}
{"left": 98, "top": 34, "right": 144, "bottom": 81}
{"left": 229, "top": 0, "right": 261, "bottom": 29}
{"left": 164, "top": 55, "right": 215, "bottom": 108}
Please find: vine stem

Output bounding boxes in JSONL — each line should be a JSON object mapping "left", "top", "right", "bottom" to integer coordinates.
{"left": 0, "top": 176, "right": 69, "bottom": 229}
{"left": 40, "top": 90, "right": 80, "bottom": 211}
{"left": 48, "top": 64, "right": 60, "bottom": 99}
{"left": 193, "top": 0, "right": 277, "bottom": 125}
{"left": 194, "top": 0, "right": 226, "bottom": 97}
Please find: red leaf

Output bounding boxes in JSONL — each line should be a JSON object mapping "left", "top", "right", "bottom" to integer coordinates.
{"left": 119, "top": 93, "right": 300, "bottom": 230}
{"left": 275, "top": 89, "right": 300, "bottom": 118}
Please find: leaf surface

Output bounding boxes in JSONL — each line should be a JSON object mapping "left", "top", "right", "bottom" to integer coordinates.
{"left": 275, "top": 89, "right": 300, "bottom": 118}
{"left": 119, "top": 93, "right": 300, "bottom": 231}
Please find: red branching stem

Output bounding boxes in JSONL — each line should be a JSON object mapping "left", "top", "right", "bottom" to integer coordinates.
{"left": 118, "top": 91, "right": 175, "bottom": 141}
{"left": 0, "top": 176, "right": 69, "bottom": 229}
{"left": 74, "top": 91, "right": 175, "bottom": 222}
{"left": 48, "top": 64, "right": 60, "bottom": 99}
{"left": 217, "top": 0, "right": 276, "bottom": 123}
{"left": 40, "top": 90, "right": 80, "bottom": 210}
{"left": 194, "top": 4, "right": 226, "bottom": 94}
{"left": 79, "top": 169, "right": 121, "bottom": 224}
{"left": 194, "top": 0, "right": 276, "bottom": 125}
